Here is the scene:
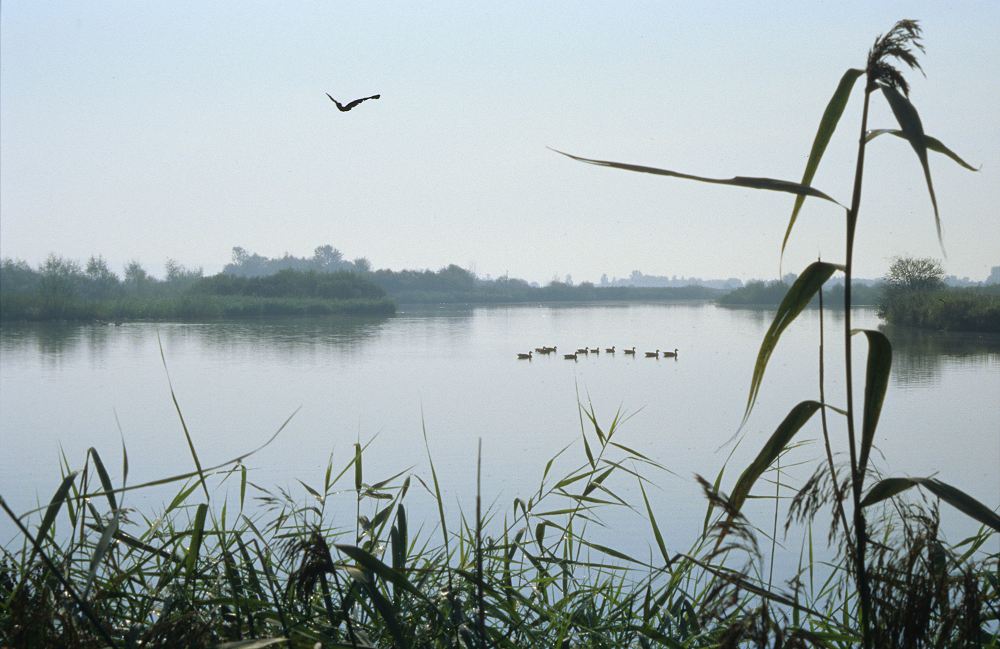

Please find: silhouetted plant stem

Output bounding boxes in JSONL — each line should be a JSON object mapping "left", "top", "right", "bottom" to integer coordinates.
{"left": 845, "top": 84, "right": 873, "bottom": 649}
{"left": 817, "top": 281, "right": 851, "bottom": 541}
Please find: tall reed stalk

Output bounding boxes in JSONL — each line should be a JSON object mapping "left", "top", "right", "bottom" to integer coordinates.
{"left": 559, "top": 17, "right": 997, "bottom": 649}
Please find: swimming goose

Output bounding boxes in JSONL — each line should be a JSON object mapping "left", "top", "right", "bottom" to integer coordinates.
{"left": 589, "top": 347, "right": 600, "bottom": 355}
{"left": 605, "top": 346, "right": 616, "bottom": 353}
{"left": 517, "top": 352, "right": 533, "bottom": 360}
{"left": 662, "top": 348, "right": 679, "bottom": 358}
{"left": 576, "top": 348, "right": 589, "bottom": 355}
{"left": 623, "top": 347, "right": 636, "bottom": 355}
{"left": 564, "top": 353, "right": 578, "bottom": 360}
{"left": 644, "top": 349, "right": 660, "bottom": 358}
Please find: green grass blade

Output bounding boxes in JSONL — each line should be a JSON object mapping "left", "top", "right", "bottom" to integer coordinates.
{"left": 866, "top": 129, "right": 980, "bottom": 171}
{"left": 862, "top": 477, "right": 1000, "bottom": 532}
{"left": 552, "top": 149, "right": 844, "bottom": 205}
{"left": 853, "top": 329, "right": 892, "bottom": 476}
{"left": 185, "top": 502, "right": 209, "bottom": 578}
{"left": 880, "top": 85, "right": 942, "bottom": 253}
{"left": 84, "top": 514, "right": 119, "bottom": 598}
{"left": 703, "top": 464, "right": 725, "bottom": 534}
{"left": 745, "top": 262, "right": 842, "bottom": 421}
{"left": 215, "top": 639, "right": 289, "bottom": 649}
{"left": 158, "top": 332, "right": 210, "bottom": 501}
{"left": 637, "top": 478, "right": 670, "bottom": 567}
{"left": 730, "top": 401, "right": 821, "bottom": 513}
{"left": 354, "top": 442, "right": 363, "bottom": 491}
{"left": 337, "top": 544, "right": 429, "bottom": 604}
{"left": 784, "top": 68, "right": 864, "bottom": 259}
{"left": 87, "top": 447, "right": 118, "bottom": 511}
{"left": 34, "top": 471, "right": 78, "bottom": 556}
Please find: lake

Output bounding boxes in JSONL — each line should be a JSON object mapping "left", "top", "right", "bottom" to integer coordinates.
{"left": 2, "top": 302, "right": 998, "bottom": 572}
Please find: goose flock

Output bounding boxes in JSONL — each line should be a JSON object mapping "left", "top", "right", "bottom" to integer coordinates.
{"left": 516, "top": 346, "right": 678, "bottom": 361}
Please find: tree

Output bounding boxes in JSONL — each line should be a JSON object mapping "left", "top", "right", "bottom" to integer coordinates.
{"left": 123, "top": 260, "right": 153, "bottom": 294}
{"left": 885, "top": 256, "right": 944, "bottom": 291}
{"left": 84, "top": 255, "right": 121, "bottom": 298}
{"left": 313, "top": 244, "right": 344, "bottom": 270}
{"left": 39, "top": 255, "right": 83, "bottom": 301}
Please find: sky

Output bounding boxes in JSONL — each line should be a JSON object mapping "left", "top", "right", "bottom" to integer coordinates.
{"left": 2, "top": 1, "right": 998, "bottom": 284}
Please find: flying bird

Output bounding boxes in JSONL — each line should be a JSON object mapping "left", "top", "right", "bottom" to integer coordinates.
{"left": 326, "top": 92, "right": 380, "bottom": 112}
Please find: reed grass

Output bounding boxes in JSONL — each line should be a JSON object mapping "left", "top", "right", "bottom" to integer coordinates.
{"left": 1, "top": 396, "right": 996, "bottom": 648}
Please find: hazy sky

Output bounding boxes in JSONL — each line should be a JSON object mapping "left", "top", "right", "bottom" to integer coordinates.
{"left": 2, "top": 1, "right": 998, "bottom": 283}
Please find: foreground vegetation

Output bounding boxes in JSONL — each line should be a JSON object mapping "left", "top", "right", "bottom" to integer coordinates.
{"left": 1, "top": 404, "right": 997, "bottom": 648}
{"left": 556, "top": 17, "right": 997, "bottom": 649}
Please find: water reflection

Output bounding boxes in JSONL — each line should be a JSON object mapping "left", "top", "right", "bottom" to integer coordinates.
{"left": 0, "top": 315, "right": 395, "bottom": 359}
{"left": 881, "top": 325, "right": 1000, "bottom": 387}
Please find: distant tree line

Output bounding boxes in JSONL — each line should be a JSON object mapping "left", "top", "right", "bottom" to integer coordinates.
{"left": 714, "top": 257, "right": 1000, "bottom": 332}
{"left": 0, "top": 254, "right": 392, "bottom": 321}
{"left": 224, "top": 247, "right": 722, "bottom": 304}
{"left": 224, "top": 245, "right": 371, "bottom": 277}
{"left": 1, "top": 255, "right": 204, "bottom": 303}
{"left": 717, "top": 279, "right": 884, "bottom": 307}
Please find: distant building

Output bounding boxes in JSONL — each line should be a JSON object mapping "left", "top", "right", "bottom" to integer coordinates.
{"left": 598, "top": 270, "right": 742, "bottom": 289}
{"left": 987, "top": 266, "right": 1000, "bottom": 285}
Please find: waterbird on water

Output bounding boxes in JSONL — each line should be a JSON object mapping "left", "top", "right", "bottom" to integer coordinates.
{"left": 663, "top": 348, "right": 679, "bottom": 358}
{"left": 576, "top": 348, "right": 589, "bottom": 355}
{"left": 645, "top": 349, "right": 660, "bottom": 358}
{"left": 326, "top": 92, "right": 380, "bottom": 111}
{"left": 564, "top": 353, "right": 578, "bottom": 360}
{"left": 517, "top": 352, "right": 533, "bottom": 360}
{"left": 623, "top": 347, "right": 636, "bottom": 355}
{"left": 605, "top": 346, "right": 616, "bottom": 353}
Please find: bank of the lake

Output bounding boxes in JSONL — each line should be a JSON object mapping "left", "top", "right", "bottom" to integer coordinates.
{"left": 878, "top": 286, "right": 1000, "bottom": 332}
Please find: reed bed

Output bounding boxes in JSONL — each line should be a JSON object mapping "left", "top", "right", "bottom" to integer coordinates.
{"left": 0, "top": 398, "right": 996, "bottom": 648}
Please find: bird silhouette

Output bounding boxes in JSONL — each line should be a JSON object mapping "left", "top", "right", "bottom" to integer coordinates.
{"left": 326, "top": 92, "right": 380, "bottom": 112}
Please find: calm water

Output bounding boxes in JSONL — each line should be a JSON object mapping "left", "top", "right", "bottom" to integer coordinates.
{"left": 2, "top": 303, "right": 998, "bottom": 567}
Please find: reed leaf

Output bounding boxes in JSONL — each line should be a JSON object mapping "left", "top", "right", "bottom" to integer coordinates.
{"left": 731, "top": 401, "right": 822, "bottom": 513}
{"left": 880, "top": 85, "right": 942, "bottom": 251}
{"left": 861, "top": 477, "right": 1000, "bottom": 532}
{"left": 866, "top": 128, "right": 979, "bottom": 171}
{"left": 552, "top": 149, "right": 844, "bottom": 205}
{"left": 215, "top": 639, "right": 288, "bottom": 649}
{"left": 746, "top": 262, "right": 843, "bottom": 420}
{"left": 185, "top": 502, "right": 209, "bottom": 578}
{"left": 853, "top": 329, "right": 892, "bottom": 476}
{"left": 87, "top": 447, "right": 118, "bottom": 511}
{"left": 354, "top": 442, "right": 363, "bottom": 492}
{"left": 24, "top": 471, "right": 79, "bottom": 565}
{"left": 638, "top": 478, "right": 670, "bottom": 567}
{"left": 158, "top": 333, "right": 210, "bottom": 501}
{"left": 784, "top": 68, "right": 864, "bottom": 258}
{"left": 336, "top": 544, "right": 427, "bottom": 601}
{"left": 84, "top": 514, "right": 118, "bottom": 599}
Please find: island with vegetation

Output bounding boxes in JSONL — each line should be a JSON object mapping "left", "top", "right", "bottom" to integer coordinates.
{"left": 0, "top": 255, "right": 396, "bottom": 321}
{"left": 877, "top": 257, "right": 1000, "bottom": 332}
{"left": 0, "top": 246, "right": 722, "bottom": 323}
{"left": 717, "top": 257, "right": 1000, "bottom": 333}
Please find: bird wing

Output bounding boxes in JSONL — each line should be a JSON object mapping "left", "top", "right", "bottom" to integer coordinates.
{"left": 343, "top": 94, "right": 380, "bottom": 110}
{"left": 326, "top": 93, "right": 347, "bottom": 111}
